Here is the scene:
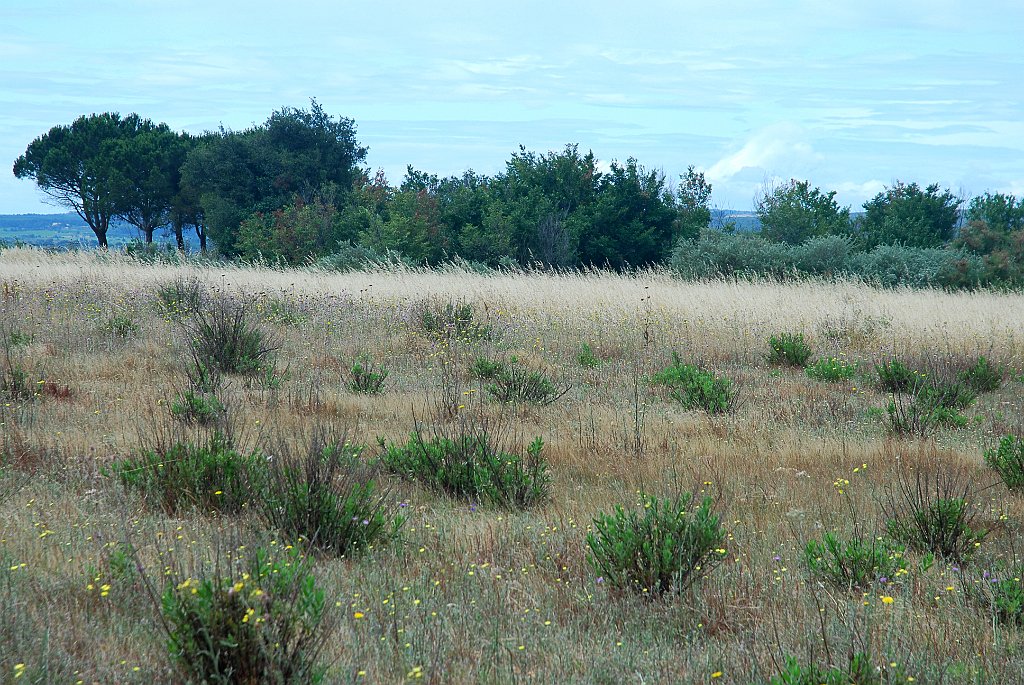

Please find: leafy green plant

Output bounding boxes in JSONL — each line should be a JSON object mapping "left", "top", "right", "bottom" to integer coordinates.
{"left": 984, "top": 434, "right": 1024, "bottom": 490}
{"left": 805, "top": 357, "right": 857, "bottom": 382}
{"left": 767, "top": 332, "right": 812, "bottom": 367}
{"left": 347, "top": 354, "right": 389, "bottom": 394}
{"left": 577, "top": 343, "right": 604, "bottom": 369}
{"left": 103, "top": 312, "right": 138, "bottom": 338}
{"left": 469, "top": 356, "right": 508, "bottom": 380}
{"left": 768, "top": 653, "right": 886, "bottom": 685}
{"left": 170, "top": 390, "right": 225, "bottom": 426}
{"left": 156, "top": 276, "right": 206, "bottom": 320}
{"left": 874, "top": 358, "right": 918, "bottom": 392}
{"left": 184, "top": 295, "right": 278, "bottom": 375}
{"left": 485, "top": 364, "right": 569, "bottom": 406}
{"left": 113, "top": 434, "right": 263, "bottom": 515}
{"left": 886, "top": 376, "right": 974, "bottom": 436}
{"left": 419, "top": 299, "right": 490, "bottom": 340}
{"left": 586, "top": 492, "right": 724, "bottom": 595}
{"left": 959, "top": 355, "right": 1003, "bottom": 393}
{"left": 380, "top": 429, "right": 549, "bottom": 509}
{"left": 975, "top": 563, "right": 1024, "bottom": 626}
{"left": 882, "top": 468, "right": 986, "bottom": 561}
{"left": 260, "top": 434, "right": 404, "bottom": 556}
{"left": 804, "top": 532, "right": 906, "bottom": 591}
{"left": 650, "top": 353, "right": 733, "bottom": 414}
{"left": 159, "top": 546, "right": 332, "bottom": 685}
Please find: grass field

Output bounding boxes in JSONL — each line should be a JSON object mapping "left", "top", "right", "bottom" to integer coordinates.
{"left": 2, "top": 246, "right": 1024, "bottom": 684}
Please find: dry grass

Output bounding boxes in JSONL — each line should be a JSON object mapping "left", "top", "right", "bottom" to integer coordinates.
{"left": 2, "top": 246, "right": 1024, "bottom": 683}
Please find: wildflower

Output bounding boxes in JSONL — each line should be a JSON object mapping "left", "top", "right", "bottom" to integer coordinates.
{"left": 881, "top": 596, "right": 894, "bottom": 604}
{"left": 711, "top": 673, "right": 723, "bottom": 679}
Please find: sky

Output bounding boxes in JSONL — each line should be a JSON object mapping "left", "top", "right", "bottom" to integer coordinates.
{"left": 2, "top": 0, "right": 1023, "bottom": 215}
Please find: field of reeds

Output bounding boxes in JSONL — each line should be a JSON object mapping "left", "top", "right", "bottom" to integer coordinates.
{"left": 3, "top": 246, "right": 1024, "bottom": 684}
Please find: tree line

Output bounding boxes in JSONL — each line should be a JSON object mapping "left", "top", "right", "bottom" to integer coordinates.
{"left": 13, "top": 101, "right": 1024, "bottom": 282}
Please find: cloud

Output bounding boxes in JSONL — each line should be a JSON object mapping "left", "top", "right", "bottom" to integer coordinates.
{"left": 705, "top": 125, "right": 821, "bottom": 183}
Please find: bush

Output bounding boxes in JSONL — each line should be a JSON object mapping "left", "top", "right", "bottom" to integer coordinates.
{"left": 587, "top": 492, "right": 724, "bottom": 595}
{"left": 959, "top": 355, "right": 1003, "bottom": 393}
{"left": 160, "top": 546, "right": 332, "bottom": 684}
{"left": 170, "top": 390, "right": 225, "bottom": 426}
{"left": 347, "top": 355, "right": 389, "bottom": 394}
{"left": 577, "top": 343, "right": 604, "bottom": 369}
{"left": 419, "top": 299, "right": 490, "bottom": 340}
{"left": 113, "top": 434, "right": 263, "bottom": 515}
{"left": 469, "top": 356, "right": 508, "bottom": 381}
{"left": 767, "top": 333, "right": 812, "bottom": 367}
{"left": 485, "top": 363, "right": 569, "bottom": 406}
{"left": 380, "top": 429, "right": 549, "bottom": 509}
{"left": 103, "top": 312, "right": 139, "bottom": 338}
{"left": 874, "top": 358, "right": 918, "bottom": 392}
{"left": 156, "top": 276, "right": 206, "bottom": 320}
{"left": 984, "top": 435, "right": 1024, "bottom": 490}
{"left": 804, "top": 532, "right": 906, "bottom": 591}
{"left": 184, "top": 295, "right": 278, "bottom": 375}
{"left": 259, "top": 434, "right": 404, "bottom": 556}
{"left": 768, "top": 654, "right": 885, "bottom": 685}
{"left": 650, "top": 353, "right": 733, "bottom": 414}
{"left": 805, "top": 357, "right": 857, "bottom": 382}
{"left": 886, "top": 376, "right": 974, "bottom": 437}
{"left": 975, "top": 563, "right": 1024, "bottom": 626}
{"left": 882, "top": 469, "right": 986, "bottom": 561}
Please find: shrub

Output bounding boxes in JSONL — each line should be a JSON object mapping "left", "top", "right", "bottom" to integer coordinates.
{"left": 577, "top": 343, "right": 603, "bottom": 369}
{"left": 347, "top": 355, "right": 389, "bottom": 394}
{"left": 886, "top": 377, "right": 974, "bottom": 437}
{"left": 113, "top": 434, "right": 263, "bottom": 515}
{"left": 156, "top": 276, "right": 206, "bottom": 320}
{"left": 380, "top": 429, "right": 549, "bottom": 509}
{"left": 586, "top": 492, "right": 724, "bottom": 595}
{"left": 804, "top": 532, "right": 906, "bottom": 591}
{"left": 805, "top": 357, "right": 857, "bottom": 382}
{"left": 160, "top": 546, "right": 332, "bottom": 685}
{"left": 882, "top": 469, "right": 986, "bottom": 561}
{"left": 874, "top": 358, "right": 918, "bottom": 392}
{"left": 975, "top": 563, "right": 1024, "bottom": 626}
{"left": 419, "top": 299, "right": 490, "bottom": 340}
{"left": 984, "top": 435, "right": 1024, "bottom": 490}
{"left": 103, "top": 313, "right": 138, "bottom": 338}
{"left": 650, "top": 353, "right": 733, "bottom": 414}
{"left": 260, "top": 434, "right": 404, "bottom": 556}
{"left": 959, "top": 355, "right": 1003, "bottom": 393}
{"left": 170, "top": 390, "right": 225, "bottom": 426}
{"left": 184, "top": 295, "right": 278, "bottom": 375}
{"left": 767, "top": 333, "right": 812, "bottom": 367}
{"left": 485, "top": 364, "right": 569, "bottom": 406}
{"left": 768, "top": 653, "right": 884, "bottom": 685}
{"left": 469, "top": 356, "right": 508, "bottom": 381}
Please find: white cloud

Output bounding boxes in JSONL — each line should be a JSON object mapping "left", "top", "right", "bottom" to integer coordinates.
{"left": 705, "top": 125, "right": 821, "bottom": 183}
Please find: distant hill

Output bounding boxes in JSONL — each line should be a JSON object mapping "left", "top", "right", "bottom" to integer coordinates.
{"left": 0, "top": 212, "right": 194, "bottom": 248}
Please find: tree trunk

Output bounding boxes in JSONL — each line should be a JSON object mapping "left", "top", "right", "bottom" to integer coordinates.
{"left": 173, "top": 217, "right": 185, "bottom": 251}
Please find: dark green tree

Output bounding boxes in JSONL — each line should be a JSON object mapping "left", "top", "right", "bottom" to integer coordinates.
{"left": 756, "top": 179, "right": 850, "bottom": 245}
{"left": 954, "top": 192, "right": 1024, "bottom": 284}
{"left": 860, "top": 181, "right": 961, "bottom": 248}
{"left": 108, "top": 123, "right": 183, "bottom": 243}
{"left": 13, "top": 112, "right": 149, "bottom": 247}
{"left": 675, "top": 166, "right": 712, "bottom": 243}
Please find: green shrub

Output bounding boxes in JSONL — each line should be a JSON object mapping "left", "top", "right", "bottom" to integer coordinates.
{"left": 470, "top": 356, "right": 508, "bottom": 381}
{"left": 767, "top": 332, "right": 812, "bottom": 367}
{"left": 586, "top": 492, "right": 724, "bottom": 595}
{"left": 184, "top": 296, "right": 278, "bottom": 375}
{"left": 768, "top": 653, "right": 885, "bottom": 685}
{"left": 886, "top": 377, "right": 974, "bottom": 436}
{"left": 347, "top": 355, "right": 389, "bottom": 394}
{"left": 874, "top": 358, "right": 918, "bottom": 392}
{"left": 805, "top": 357, "right": 857, "bottom": 382}
{"left": 650, "top": 353, "right": 733, "bottom": 414}
{"left": 260, "top": 436, "right": 403, "bottom": 556}
{"left": 976, "top": 563, "right": 1024, "bottom": 626}
{"left": 161, "top": 546, "right": 331, "bottom": 684}
{"left": 156, "top": 276, "right": 206, "bottom": 320}
{"left": 381, "top": 430, "right": 549, "bottom": 509}
{"left": 485, "top": 365, "right": 568, "bottom": 406}
{"left": 103, "top": 313, "right": 139, "bottom": 338}
{"left": 959, "top": 355, "right": 1003, "bottom": 393}
{"left": 804, "top": 532, "right": 906, "bottom": 591}
{"left": 113, "top": 434, "right": 263, "bottom": 515}
{"left": 984, "top": 435, "right": 1024, "bottom": 490}
{"left": 882, "top": 469, "right": 986, "bottom": 561}
{"left": 170, "top": 390, "right": 225, "bottom": 426}
{"left": 577, "top": 343, "right": 603, "bottom": 369}
{"left": 419, "top": 299, "right": 490, "bottom": 340}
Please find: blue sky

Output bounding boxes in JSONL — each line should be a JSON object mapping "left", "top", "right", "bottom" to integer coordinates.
{"left": 3, "top": 0, "right": 1023, "bottom": 214}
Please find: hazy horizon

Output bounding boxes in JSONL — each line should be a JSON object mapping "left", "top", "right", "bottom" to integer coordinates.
{"left": 3, "top": 0, "right": 1022, "bottom": 215}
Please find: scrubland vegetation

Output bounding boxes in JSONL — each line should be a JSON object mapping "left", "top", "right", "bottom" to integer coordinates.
{"left": 3, "top": 246, "right": 1024, "bottom": 683}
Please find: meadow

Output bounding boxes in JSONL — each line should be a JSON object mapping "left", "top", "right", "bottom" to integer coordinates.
{"left": 2, "top": 246, "right": 1024, "bottom": 684}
